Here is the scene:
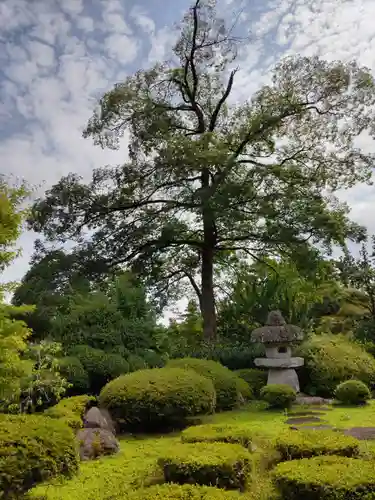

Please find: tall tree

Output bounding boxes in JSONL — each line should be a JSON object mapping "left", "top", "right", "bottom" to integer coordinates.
{"left": 29, "top": 0, "right": 375, "bottom": 340}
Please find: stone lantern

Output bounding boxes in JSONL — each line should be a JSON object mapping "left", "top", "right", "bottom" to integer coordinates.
{"left": 251, "top": 310, "right": 304, "bottom": 392}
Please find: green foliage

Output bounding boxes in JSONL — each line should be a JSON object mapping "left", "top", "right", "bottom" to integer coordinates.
{"left": 235, "top": 377, "right": 252, "bottom": 403}
{"left": 167, "top": 358, "right": 242, "bottom": 411}
{"left": 158, "top": 442, "right": 251, "bottom": 491}
{"left": 140, "top": 350, "right": 168, "bottom": 368}
{"left": 69, "top": 345, "right": 129, "bottom": 393}
{"left": 129, "top": 484, "right": 243, "bottom": 500}
{"left": 298, "top": 334, "right": 375, "bottom": 396}
{"left": 0, "top": 413, "right": 78, "bottom": 498}
{"left": 182, "top": 423, "right": 254, "bottom": 450}
{"left": 273, "top": 456, "right": 375, "bottom": 500}
{"left": 335, "top": 379, "right": 371, "bottom": 405}
{"left": 58, "top": 356, "right": 90, "bottom": 394}
{"left": 44, "top": 395, "right": 96, "bottom": 431}
{"left": 275, "top": 429, "right": 360, "bottom": 461}
{"left": 260, "top": 384, "right": 296, "bottom": 409}
{"left": 127, "top": 354, "right": 147, "bottom": 372}
{"left": 234, "top": 369, "right": 267, "bottom": 397}
{"left": 99, "top": 367, "right": 216, "bottom": 431}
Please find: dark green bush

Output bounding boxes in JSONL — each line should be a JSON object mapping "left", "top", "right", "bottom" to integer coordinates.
{"left": 182, "top": 423, "right": 253, "bottom": 450}
{"left": 129, "top": 484, "right": 243, "bottom": 499}
{"left": 69, "top": 345, "right": 129, "bottom": 393}
{"left": 140, "top": 350, "right": 167, "bottom": 368}
{"left": 127, "top": 354, "right": 147, "bottom": 372}
{"left": 167, "top": 358, "right": 242, "bottom": 411}
{"left": 235, "top": 377, "right": 253, "bottom": 403}
{"left": 234, "top": 369, "right": 267, "bottom": 397}
{"left": 44, "top": 395, "right": 96, "bottom": 431}
{"left": 335, "top": 379, "right": 371, "bottom": 405}
{"left": 0, "top": 414, "right": 78, "bottom": 498}
{"left": 158, "top": 442, "right": 251, "bottom": 491}
{"left": 298, "top": 334, "right": 375, "bottom": 397}
{"left": 275, "top": 429, "right": 360, "bottom": 461}
{"left": 260, "top": 384, "right": 296, "bottom": 409}
{"left": 273, "top": 456, "right": 375, "bottom": 500}
{"left": 99, "top": 367, "right": 216, "bottom": 431}
{"left": 58, "top": 356, "right": 90, "bottom": 393}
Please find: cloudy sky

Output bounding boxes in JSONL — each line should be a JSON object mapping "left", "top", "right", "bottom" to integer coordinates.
{"left": 1, "top": 0, "right": 375, "bottom": 286}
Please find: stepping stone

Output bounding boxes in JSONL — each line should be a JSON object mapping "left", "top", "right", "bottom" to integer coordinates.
{"left": 342, "top": 427, "right": 375, "bottom": 440}
{"left": 290, "top": 424, "right": 334, "bottom": 431}
{"left": 286, "top": 416, "right": 323, "bottom": 425}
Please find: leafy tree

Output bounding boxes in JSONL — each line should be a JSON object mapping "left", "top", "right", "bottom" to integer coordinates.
{"left": 28, "top": 0, "right": 375, "bottom": 340}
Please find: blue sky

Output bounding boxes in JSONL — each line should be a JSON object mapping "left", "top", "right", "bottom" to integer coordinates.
{"left": 1, "top": 0, "right": 375, "bottom": 287}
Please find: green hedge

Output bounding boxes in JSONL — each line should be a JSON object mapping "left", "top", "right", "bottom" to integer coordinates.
{"left": 273, "top": 456, "right": 375, "bottom": 500}
{"left": 234, "top": 369, "right": 267, "bottom": 397}
{"left": 167, "top": 358, "right": 243, "bottom": 411}
{"left": 44, "top": 395, "right": 96, "bottom": 431}
{"left": 58, "top": 356, "right": 90, "bottom": 393}
{"left": 275, "top": 429, "right": 360, "bottom": 461}
{"left": 0, "top": 414, "right": 78, "bottom": 499}
{"left": 181, "top": 423, "right": 253, "bottom": 450}
{"left": 99, "top": 367, "right": 216, "bottom": 431}
{"left": 128, "top": 483, "right": 244, "bottom": 499}
{"left": 260, "top": 384, "right": 296, "bottom": 409}
{"left": 335, "top": 379, "right": 371, "bottom": 405}
{"left": 158, "top": 442, "right": 251, "bottom": 491}
{"left": 298, "top": 334, "right": 375, "bottom": 397}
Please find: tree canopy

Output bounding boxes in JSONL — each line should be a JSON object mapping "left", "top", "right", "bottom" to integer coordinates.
{"left": 28, "top": 0, "right": 375, "bottom": 340}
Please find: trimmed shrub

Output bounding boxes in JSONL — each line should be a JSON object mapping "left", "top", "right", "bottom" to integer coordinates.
{"left": 58, "top": 356, "right": 90, "bottom": 393}
{"left": 167, "top": 358, "right": 242, "bottom": 410}
{"left": 335, "top": 379, "right": 371, "bottom": 405}
{"left": 129, "top": 483, "right": 244, "bottom": 499}
{"left": 44, "top": 395, "right": 96, "bottom": 431}
{"left": 69, "top": 345, "right": 129, "bottom": 393}
{"left": 141, "top": 350, "right": 167, "bottom": 368}
{"left": 0, "top": 414, "right": 78, "bottom": 498}
{"left": 99, "top": 367, "right": 216, "bottom": 431}
{"left": 158, "top": 442, "right": 252, "bottom": 491}
{"left": 235, "top": 377, "right": 253, "bottom": 403}
{"left": 275, "top": 429, "right": 360, "bottom": 461}
{"left": 182, "top": 423, "right": 254, "bottom": 449}
{"left": 234, "top": 369, "right": 267, "bottom": 397}
{"left": 260, "top": 384, "right": 296, "bottom": 409}
{"left": 298, "top": 334, "right": 375, "bottom": 397}
{"left": 273, "top": 455, "right": 375, "bottom": 500}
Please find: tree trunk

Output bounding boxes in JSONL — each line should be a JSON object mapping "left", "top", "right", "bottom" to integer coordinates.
{"left": 201, "top": 244, "right": 217, "bottom": 341}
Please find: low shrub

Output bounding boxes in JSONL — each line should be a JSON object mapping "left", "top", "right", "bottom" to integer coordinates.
{"left": 127, "top": 354, "right": 147, "bottom": 372}
{"left": 260, "top": 384, "right": 296, "bottom": 409}
{"left": 167, "top": 358, "right": 242, "bottom": 411}
{"left": 275, "top": 429, "right": 360, "bottom": 461}
{"left": 44, "top": 395, "right": 96, "bottom": 431}
{"left": 0, "top": 414, "right": 78, "bottom": 498}
{"left": 181, "top": 423, "right": 254, "bottom": 450}
{"left": 69, "top": 346, "right": 129, "bottom": 393}
{"left": 58, "top": 356, "right": 90, "bottom": 393}
{"left": 234, "top": 369, "right": 267, "bottom": 397}
{"left": 298, "top": 334, "right": 375, "bottom": 397}
{"left": 140, "top": 350, "right": 168, "bottom": 368}
{"left": 158, "top": 442, "right": 252, "bottom": 491}
{"left": 273, "top": 455, "right": 375, "bottom": 500}
{"left": 99, "top": 367, "right": 216, "bottom": 431}
{"left": 235, "top": 377, "right": 253, "bottom": 403}
{"left": 129, "top": 483, "right": 244, "bottom": 499}
{"left": 335, "top": 379, "right": 371, "bottom": 405}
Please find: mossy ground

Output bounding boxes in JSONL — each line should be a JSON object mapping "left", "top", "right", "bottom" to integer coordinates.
{"left": 28, "top": 401, "right": 375, "bottom": 500}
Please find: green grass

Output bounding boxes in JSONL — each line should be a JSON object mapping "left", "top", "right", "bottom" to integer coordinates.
{"left": 28, "top": 400, "right": 375, "bottom": 500}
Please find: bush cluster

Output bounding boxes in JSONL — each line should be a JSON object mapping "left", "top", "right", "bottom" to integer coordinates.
{"left": 273, "top": 456, "right": 375, "bottom": 500}
{"left": 167, "top": 358, "right": 244, "bottom": 410}
{"left": 44, "top": 395, "right": 96, "bottom": 431}
{"left": 234, "top": 369, "right": 267, "bottom": 397}
{"left": 181, "top": 423, "right": 253, "bottom": 450}
{"left": 0, "top": 414, "right": 78, "bottom": 498}
{"left": 99, "top": 367, "right": 216, "bottom": 431}
{"left": 260, "top": 384, "right": 296, "bottom": 409}
{"left": 275, "top": 429, "right": 360, "bottom": 461}
{"left": 158, "top": 442, "right": 252, "bottom": 491}
{"left": 335, "top": 379, "right": 371, "bottom": 405}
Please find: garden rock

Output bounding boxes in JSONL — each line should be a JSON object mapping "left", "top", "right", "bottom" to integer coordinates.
{"left": 76, "top": 428, "right": 120, "bottom": 460}
{"left": 84, "top": 407, "right": 115, "bottom": 433}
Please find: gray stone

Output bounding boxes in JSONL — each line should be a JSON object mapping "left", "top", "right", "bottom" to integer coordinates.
{"left": 254, "top": 357, "right": 304, "bottom": 369}
{"left": 76, "top": 428, "right": 120, "bottom": 460}
{"left": 84, "top": 407, "right": 115, "bottom": 433}
{"left": 267, "top": 368, "right": 300, "bottom": 392}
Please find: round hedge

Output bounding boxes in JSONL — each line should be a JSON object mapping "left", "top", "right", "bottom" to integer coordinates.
{"left": 167, "top": 358, "right": 243, "bottom": 411}
{"left": 335, "top": 379, "right": 371, "bottom": 405}
{"left": 275, "top": 429, "right": 360, "bottom": 461}
{"left": 99, "top": 367, "right": 216, "bottom": 431}
{"left": 129, "top": 483, "right": 244, "bottom": 500}
{"left": 234, "top": 369, "right": 267, "bottom": 397}
{"left": 58, "top": 356, "right": 90, "bottom": 393}
{"left": 0, "top": 414, "right": 78, "bottom": 498}
{"left": 158, "top": 442, "right": 252, "bottom": 491}
{"left": 260, "top": 384, "right": 296, "bottom": 409}
{"left": 182, "top": 423, "right": 254, "bottom": 450}
{"left": 273, "top": 456, "right": 375, "bottom": 500}
{"left": 44, "top": 395, "right": 96, "bottom": 431}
